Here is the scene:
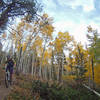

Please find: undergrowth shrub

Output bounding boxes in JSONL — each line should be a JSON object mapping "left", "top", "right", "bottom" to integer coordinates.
{"left": 32, "top": 80, "right": 68, "bottom": 100}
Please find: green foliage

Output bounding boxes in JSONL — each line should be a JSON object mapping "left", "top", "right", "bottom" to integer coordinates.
{"left": 32, "top": 80, "right": 68, "bottom": 100}
{"left": 7, "top": 75, "right": 100, "bottom": 100}
{"left": 66, "top": 87, "right": 79, "bottom": 100}
{"left": 66, "top": 85, "right": 100, "bottom": 100}
{"left": 87, "top": 26, "right": 100, "bottom": 64}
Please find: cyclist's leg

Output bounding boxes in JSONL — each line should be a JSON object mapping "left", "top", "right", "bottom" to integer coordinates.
{"left": 5, "top": 66, "right": 8, "bottom": 72}
{"left": 10, "top": 67, "right": 13, "bottom": 84}
{"left": 8, "top": 67, "right": 10, "bottom": 80}
{"left": 5, "top": 66, "right": 9, "bottom": 78}
{"left": 5, "top": 66, "right": 10, "bottom": 87}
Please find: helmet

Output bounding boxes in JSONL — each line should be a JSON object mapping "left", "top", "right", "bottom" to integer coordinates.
{"left": 7, "top": 55, "right": 11, "bottom": 59}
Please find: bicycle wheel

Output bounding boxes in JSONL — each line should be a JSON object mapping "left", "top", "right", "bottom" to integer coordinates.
{"left": 5, "top": 72, "right": 10, "bottom": 88}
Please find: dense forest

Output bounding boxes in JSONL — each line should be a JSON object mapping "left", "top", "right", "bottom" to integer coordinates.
{"left": 0, "top": 0, "right": 100, "bottom": 100}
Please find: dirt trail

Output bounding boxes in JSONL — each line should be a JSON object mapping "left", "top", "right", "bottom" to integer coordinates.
{"left": 0, "top": 67, "right": 11, "bottom": 100}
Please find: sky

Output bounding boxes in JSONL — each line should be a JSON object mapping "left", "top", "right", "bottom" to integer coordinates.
{"left": 38, "top": 0, "right": 100, "bottom": 45}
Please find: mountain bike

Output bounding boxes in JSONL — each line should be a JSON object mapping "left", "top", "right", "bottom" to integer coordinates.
{"left": 5, "top": 69, "right": 11, "bottom": 88}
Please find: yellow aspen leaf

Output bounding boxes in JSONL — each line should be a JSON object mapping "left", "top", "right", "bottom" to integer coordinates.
{"left": 2, "top": 33, "right": 6, "bottom": 38}
{"left": 43, "top": 13, "right": 48, "bottom": 18}
{"left": 22, "top": 42, "right": 27, "bottom": 52}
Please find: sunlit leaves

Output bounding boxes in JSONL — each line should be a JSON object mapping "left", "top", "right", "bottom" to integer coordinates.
{"left": 55, "top": 32, "right": 72, "bottom": 52}
{"left": 40, "top": 14, "right": 54, "bottom": 38}
{"left": 32, "top": 36, "right": 43, "bottom": 50}
{"left": 42, "top": 50, "right": 52, "bottom": 65}
{"left": 22, "top": 42, "right": 27, "bottom": 52}
{"left": 94, "top": 64, "right": 100, "bottom": 85}
{"left": 43, "top": 13, "right": 48, "bottom": 18}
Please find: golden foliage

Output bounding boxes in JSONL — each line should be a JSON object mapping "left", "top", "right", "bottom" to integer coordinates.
{"left": 55, "top": 32, "right": 72, "bottom": 52}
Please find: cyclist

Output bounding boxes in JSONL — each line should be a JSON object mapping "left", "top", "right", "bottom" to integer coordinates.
{"left": 5, "top": 55, "right": 14, "bottom": 84}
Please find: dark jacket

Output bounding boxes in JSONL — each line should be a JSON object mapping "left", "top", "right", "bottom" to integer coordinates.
{"left": 6, "top": 59, "right": 14, "bottom": 68}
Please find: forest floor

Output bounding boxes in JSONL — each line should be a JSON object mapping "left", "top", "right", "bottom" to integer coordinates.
{"left": 0, "top": 67, "right": 11, "bottom": 100}
{"left": 0, "top": 67, "right": 100, "bottom": 100}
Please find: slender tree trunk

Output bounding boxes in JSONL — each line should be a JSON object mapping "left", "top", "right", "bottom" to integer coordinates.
{"left": 16, "top": 47, "right": 22, "bottom": 75}
{"left": 31, "top": 53, "right": 34, "bottom": 76}
{"left": 88, "top": 60, "right": 91, "bottom": 87}
{"left": 58, "top": 58, "right": 63, "bottom": 82}
{"left": 91, "top": 58, "right": 95, "bottom": 89}
{"left": 51, "top": 50, "right": 56, "bottom": 80}
{"left": 45, "top": 66, "right": 47, "bottom": 80}
{"left": 49, "top": 65, "right": 52, "bottom": 81}
{"left": 39, "top": 46, "right": 45, "bottom": 79}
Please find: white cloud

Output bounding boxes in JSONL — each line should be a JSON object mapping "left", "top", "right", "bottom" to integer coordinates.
{"left": 53, "top": 21, "right": 74, "bottom": 32}
{"left": 39, "top": 0, "right": 100, "bottom": 45}
{"left": 53, "top": 20, "right": 100, "bottom": 45}
{"left": 72, "top": 23, "right": 87, "bottom": 44}
{"left": 53, "top": 21, "right": 88, "bottom": 44}
{"left": 57, "top": 0, "right": 95, "bottom": 12}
